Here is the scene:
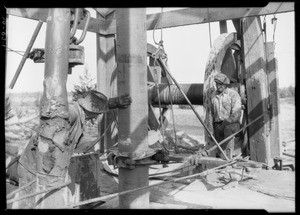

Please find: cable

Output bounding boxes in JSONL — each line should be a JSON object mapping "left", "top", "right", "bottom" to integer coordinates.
{"left": 7, "top": 47, "right": 25, "bottom": 56}
{"left": 153, "top": 8, "right": 164, "bottom": 45}
{"left": 207, "top": 8, "right": 212, "bottom": 48}
{"left": 63, "top": 160, "right": 237, "bottom": 209}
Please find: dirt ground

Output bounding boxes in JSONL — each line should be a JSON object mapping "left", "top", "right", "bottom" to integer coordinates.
{"left": 5, "top": 94, "right": 295, "bottom": 210}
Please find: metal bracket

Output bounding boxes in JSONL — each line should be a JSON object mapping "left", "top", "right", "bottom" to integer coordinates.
{"left": 28, "top": 44, "right": 85, "bottom": 71}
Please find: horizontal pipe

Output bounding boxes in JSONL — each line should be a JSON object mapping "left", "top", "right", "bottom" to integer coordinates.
{"left": 150, "top": 83, "right": 203, "bottom": 106}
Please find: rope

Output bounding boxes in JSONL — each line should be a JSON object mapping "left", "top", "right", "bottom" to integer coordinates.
{"left": 7, "top": 180, "right": 71, "bottom": 205}
{"left": 6, "top": 179, "right": 36, "bottom": 199}
{"left": 63, "top": 160, "right": 237, "bottom": 208}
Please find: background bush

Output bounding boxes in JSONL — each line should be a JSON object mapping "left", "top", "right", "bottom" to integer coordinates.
{"left": 279, "top": 85, "right": 295, "bottom": 98}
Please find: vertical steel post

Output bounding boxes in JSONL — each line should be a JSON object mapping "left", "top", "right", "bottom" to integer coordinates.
{"left": 35, "top": 8, "right": 71, "bottom": 208}
{"left": 116, "top": 8, "right": 149, "bottom": 208}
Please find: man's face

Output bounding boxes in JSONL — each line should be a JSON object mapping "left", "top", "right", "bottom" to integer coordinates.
{"left": 84, "top": 110, "right": 99, "bottom": 121}
{"left": 215, "top": 82, "right": 226, "bottom": 94}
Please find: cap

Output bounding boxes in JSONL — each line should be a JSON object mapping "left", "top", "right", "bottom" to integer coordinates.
{"left": 78, "top": 90, "right": 108, "bottom": 114}
{"left": 214, "top": 73, "right": 230, "bottom": 85}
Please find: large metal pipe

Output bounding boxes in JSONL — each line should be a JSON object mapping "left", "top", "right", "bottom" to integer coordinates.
{"left": 39, "top": 9, "right": 70, "bottom": 119}
{"left": 150, "top": 83, "right": 203, "bottom": 105}
{"left": 116, "top": 8, "right": 149, "bottom": 208}
{"left": 35, "top": 8, "right": 71, "bottom": 208}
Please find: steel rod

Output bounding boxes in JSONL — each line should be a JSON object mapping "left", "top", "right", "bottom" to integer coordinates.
{"left": 207, "top": 111, "right": 268, "bottom": 154}
{"left": 9, "top": 20, "right": 43, "bottom": 89}
{"left": 161, "top": 61, "right": 229, "bottom": 160}
{"left": 63, "top": 160, "right": 236, "bottom": 209}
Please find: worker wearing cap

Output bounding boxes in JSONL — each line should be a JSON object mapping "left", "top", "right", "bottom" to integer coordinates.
{"left": 8, "top": 90, "right": 131, "bottom": 208}
{"left": 210, "top": 73, "right": 242, "bottom": 159}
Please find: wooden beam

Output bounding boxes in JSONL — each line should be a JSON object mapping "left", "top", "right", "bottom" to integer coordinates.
{"left": 7, "top": 3, "right": 294, "bottom": 35}
{"left": 93, "top": 8, "right": 115, "bottom": 18}
{"left": 242, "top": 16, "right": 272, "bottom": 165}
{"left": 96, "top": 10, "right": 117, "bottom": 153}
{"left": 105, "top": 2, "right": 294, "bottom": 34}
{"left": 6, "top": 8, "right": 107, "bottom": 35}
{"left": 266, "top": 42, "right": 281, "bottom": 159}
{"left": 116, "top": 8, "right": 149, "bottom": 208}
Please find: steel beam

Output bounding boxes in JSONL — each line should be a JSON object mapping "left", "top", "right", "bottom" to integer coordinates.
{"left": 116, "top": 8, "right": 149, "bottom": 208}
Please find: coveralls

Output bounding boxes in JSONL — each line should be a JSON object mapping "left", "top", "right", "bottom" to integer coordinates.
{"left": 13, "top": 101, "right": 107, "bottom": 208}
{"left": 211, "top": 87, "right": 242, "bottom": 159}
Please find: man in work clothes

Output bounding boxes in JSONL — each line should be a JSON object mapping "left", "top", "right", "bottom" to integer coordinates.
{"left": 210, "top": 73, "right": 242, "bottom": 159}
{"left": 7, "top": 90, "right": 131, "bottom": 208}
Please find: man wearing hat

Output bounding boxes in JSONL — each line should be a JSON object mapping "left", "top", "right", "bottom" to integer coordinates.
{"left": 7, "top": 90, "right": 131, "bottom": 208}
{"left": 210, "top": 73, "right": 242, "bottom": 159}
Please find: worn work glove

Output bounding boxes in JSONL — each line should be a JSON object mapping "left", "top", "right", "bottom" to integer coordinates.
{"left": 188, "top": 154, "right": 200, "bottom": 166}
{"left": 108, "top": 94, "right": 132, "bottom": 109}
{"left": 187, "top": 149, "right": 209, "bottom": 166}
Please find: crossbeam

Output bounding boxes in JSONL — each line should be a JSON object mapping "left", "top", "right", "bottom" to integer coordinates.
{"left": 6, "top": 8, "right": 108, "bottom": 35}
{"left": 6, "top": 3, "right": 294, "bottom": 35}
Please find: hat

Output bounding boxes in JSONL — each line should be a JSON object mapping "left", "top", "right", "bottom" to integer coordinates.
{"left": 78, "top": 90, "right": 108, "bottom": 114}
{"left": 214, "top": 73, "right": 230, "bottom": 85}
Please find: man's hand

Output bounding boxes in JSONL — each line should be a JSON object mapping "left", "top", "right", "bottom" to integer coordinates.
{"left": 108, "top": 94, "right": 132, "bottom": 109}
{"left": 117, "top": 93, "right": 132, "bottom": 109}
{"left": 187, "top": 154, "right": 200, "bottom": 166}
{"left": 187, "top": 150, "right": 209, "bottom": 166}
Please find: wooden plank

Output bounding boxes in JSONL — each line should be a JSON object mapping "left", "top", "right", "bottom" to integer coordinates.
{"left": 266, "top": 42, "right": 281, "bottom": 158}
{"left": 242, "top": 16, "right": 271, "bottom": 164}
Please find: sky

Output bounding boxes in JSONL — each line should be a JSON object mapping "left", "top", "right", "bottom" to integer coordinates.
{"left": 5, "top": 8, "right": 295, "bottom": 94}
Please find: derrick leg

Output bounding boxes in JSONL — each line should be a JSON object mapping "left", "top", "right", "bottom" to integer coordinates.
{"left": 116, "top": 8, "right": 149, "bottom": 208}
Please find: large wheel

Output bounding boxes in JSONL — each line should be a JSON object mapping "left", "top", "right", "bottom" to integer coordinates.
{"left": 203, "top": 33, "right": 247, "bottom": 157}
